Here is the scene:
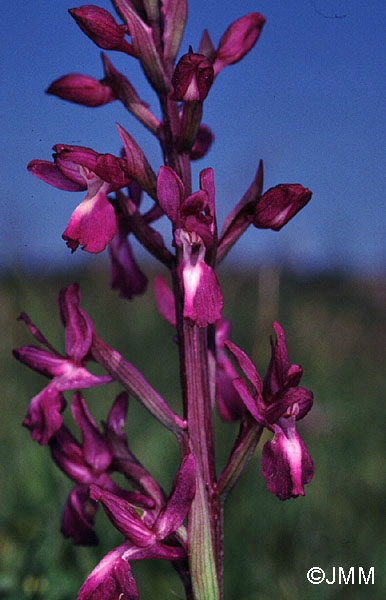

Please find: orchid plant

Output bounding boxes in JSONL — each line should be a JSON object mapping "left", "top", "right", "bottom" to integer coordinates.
{"left": 16, "top": 2, "right": 314, "bottom": 598}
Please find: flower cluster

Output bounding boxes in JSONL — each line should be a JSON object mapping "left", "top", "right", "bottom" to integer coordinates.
{"left": 18, "top": 2, "right": 316, "bottom": 598}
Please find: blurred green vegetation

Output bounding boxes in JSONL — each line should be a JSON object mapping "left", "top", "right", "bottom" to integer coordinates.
{"left": 1, "top": 264, "right": 385, "bottom": 599}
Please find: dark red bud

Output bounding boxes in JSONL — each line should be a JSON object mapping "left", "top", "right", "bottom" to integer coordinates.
{"left": 69, "top": 5, "right": 129, "bottom": 51}
{"left": 190, "top": 125, "right": 214, "bottom": 160}
{"left": 253, "top": 184, "right": 312, "bottom": 231}
{"left": 46, "top": 74, "right": 115, "bottom": 107}
{"left": 171, "top": 50, "right": 214, "bottom": 102}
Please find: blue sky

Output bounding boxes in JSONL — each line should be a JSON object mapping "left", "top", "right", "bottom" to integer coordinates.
{"left": 1, "top": 0, "right": 385, "bottom": 274}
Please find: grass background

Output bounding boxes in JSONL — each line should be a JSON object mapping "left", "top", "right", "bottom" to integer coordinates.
{"left": 1, "top": 264, "right": 385, "bottom": 599}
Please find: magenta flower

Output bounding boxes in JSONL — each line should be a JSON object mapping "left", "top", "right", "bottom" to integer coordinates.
{"left": 27, "top": 144, "right": 131, "bottom": 253}
{"left": 171, "top": 48, "right": 214, "bottom": 102}
{"left": 46, "top": 73, "right": 116, "bottom": 107}
{"left": 225, "top": 322, "right": 314, "bottom": 500}
{"left": 156, "top": 166, "right": 223, "bottom": 326}
{"left": 213, "top": 13, "right": 266, "bottom": 76}
{"left": 50, "top": 392, "right": 153, "bottom": 545}
{"left": 253, "top": 184, "right": 312, "bottom": 231}
{"left": 13, "top": 284, "right": 112, "bottom": 444}
{"left": 76, "top": 454, "right": 195, "bottom": 599}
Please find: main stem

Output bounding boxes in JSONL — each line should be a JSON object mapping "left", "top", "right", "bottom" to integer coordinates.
{"left": 184, "top": 323, "right": 221, "bottom": 600}
{"left": 160, "top": 95, "right": 223, "bottom": 599}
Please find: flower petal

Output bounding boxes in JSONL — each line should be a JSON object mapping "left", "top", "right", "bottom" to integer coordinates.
{"left": 106, "top": 392, "right": 129, "bottom": 439}
{"left": 22, "top": 385, "right": 66, "bottom": 445}
{"left": 216, "top": 363, "right": 245, "bottom": 422}
{"left": 71, "top": 393, "right": 113, "bottom": 474}
{"left": 61, "top": 485, "right": 98, "bottom": 546}
{"left": 261, "top": 419, "right": 314, "bottom": 501}
{"left": 13, "top": 346, "right": 68, "bottom": 378}
{"left": 182, "top": 260, "right": 223, "bottom": 327}
{"left": 154, "top": 275, "right": 176, "bottom": 328}
{"left": 263, "top": 322, "right": 291, "bottom": 396}
{"left": 49, "top": 425, "right": 92, "bottom": 484}
{"left": 156, "top": 166, "right": 184, "bottom": 225}
{"left": 108, "top": 223, "right": 148, "bottom": 300}
{"left": 153, "top": 454, "right": 195, "bottom": 539}
{"left": 59, "top": 283, "right": 94, "bottom": 362}
{"left": 224, "top": 340, "right": 262, "bottom": 395}
{"left": 89, "top": 485, "right": 155, "bottom": 547}
{"left": 232, "top": 378, "right": 264, "bottom": 424}
{"left": 27, "top": 159, "right": 86, "bottom": 191}
{"left": 62, "top": 186, "right": 117, "bottom": 253}
{"left": 76, "top": 543, "right": 138, "bottom": 600}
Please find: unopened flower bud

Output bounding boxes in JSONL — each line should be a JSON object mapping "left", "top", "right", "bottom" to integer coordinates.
{"left": 171, "top": 49, "right": 214, "bottom": 102}
{"left": 190, "top": 125, "right": 214, "bottom": 160}
{"left": 46, "top": 74, "right": 115, "bottom": 107}
{"left": 253, "top": 184, "right": 312, "bottom": 231}
{"left": 69, "top": 5, "right": 136, "bottom": 55}
{"left": 214, "top": 13, "right": 266, "bottom": 76}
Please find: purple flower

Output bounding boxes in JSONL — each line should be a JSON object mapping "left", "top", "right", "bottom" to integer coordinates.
{"left": 13, "top": 284, "right": 112, "bottom": 444}
{"left": 171, "top": 48, "right": 214, "bottom": 102}
{"left": 253, "top": 184, "right": 312, "bottom": 231}
{"left": 156, "top": 166, "right": 223, "bottom": 327}
{"left": 46, "top": 73, "right": 116, "bottom": 107}
{"left": 225, "top": 322, "right": 314, "bottom": 500}
{"left": 28, "top": 144, "right": 131, "bottom": 253}
{"left": 50, "top": 392, "right": 154, "bottom": 545}
{"left": 76, "top": 454, "right": 195, "bottom": 599}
